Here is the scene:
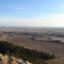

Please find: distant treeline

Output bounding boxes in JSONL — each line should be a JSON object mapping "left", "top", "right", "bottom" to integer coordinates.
{"left": 0, "top": 41, "right": 55, "bottom": 64}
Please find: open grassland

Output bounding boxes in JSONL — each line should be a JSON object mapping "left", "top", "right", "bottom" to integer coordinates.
{"left": 0, "top": 28, "right": 64, "bottom": 64}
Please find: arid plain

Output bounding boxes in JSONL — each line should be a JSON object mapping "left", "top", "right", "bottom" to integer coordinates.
{"left": 0, "top": 27, "right": 64, "bottom": 64}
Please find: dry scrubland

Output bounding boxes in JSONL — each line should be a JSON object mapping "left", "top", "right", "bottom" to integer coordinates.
{"left": 0, "top": 28, "right": 64, "bottom": 64}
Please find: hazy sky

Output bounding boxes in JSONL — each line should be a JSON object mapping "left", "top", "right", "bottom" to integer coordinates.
{"left": 0, "top": 0, "right": 64, "bottom": 27}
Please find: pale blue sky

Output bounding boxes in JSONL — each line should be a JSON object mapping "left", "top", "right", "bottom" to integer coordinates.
{"left": 0, "top": 0, "right": 64, "bottom": 27}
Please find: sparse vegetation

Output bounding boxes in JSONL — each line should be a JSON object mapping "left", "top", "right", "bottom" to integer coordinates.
{"left": 0, "top": 41, "right": 55, "bottom": 64}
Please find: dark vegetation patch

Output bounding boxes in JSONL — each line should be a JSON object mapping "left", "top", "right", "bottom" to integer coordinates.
{"left": 0, "top": 41, "right": 55, "bottom": 64}
{"left": 48, "top": 34, "right": 64, "bottom": 37}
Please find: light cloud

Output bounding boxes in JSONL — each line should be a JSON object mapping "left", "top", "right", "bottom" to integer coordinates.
{"left": 0, "top": 14, "right": 64, "bottom": 27}
{"left": 12, "top": 7, "right": 26, "bottom": 10}
{"left": 0, "top": 18, "right": 32, "bottom": 26}
{"left": 32, "top": 14, "right": 64, "bottom": 27}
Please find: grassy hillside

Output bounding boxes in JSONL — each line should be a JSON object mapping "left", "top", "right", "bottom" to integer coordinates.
{"left": 0, "top": 41, "right": 55, "bottom": 64}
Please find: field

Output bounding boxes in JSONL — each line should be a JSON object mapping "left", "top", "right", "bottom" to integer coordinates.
{"left": 0, "top": 27, "right": 64, "bottom": 64}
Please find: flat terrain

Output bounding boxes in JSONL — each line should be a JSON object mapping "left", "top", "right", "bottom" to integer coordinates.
{"left": 0, "top": 27, "right": 64, "bottom": 64}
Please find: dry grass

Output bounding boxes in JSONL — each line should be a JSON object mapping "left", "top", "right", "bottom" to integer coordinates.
{"left": 0, "top": 54, "right": 32, "bottom": 64}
